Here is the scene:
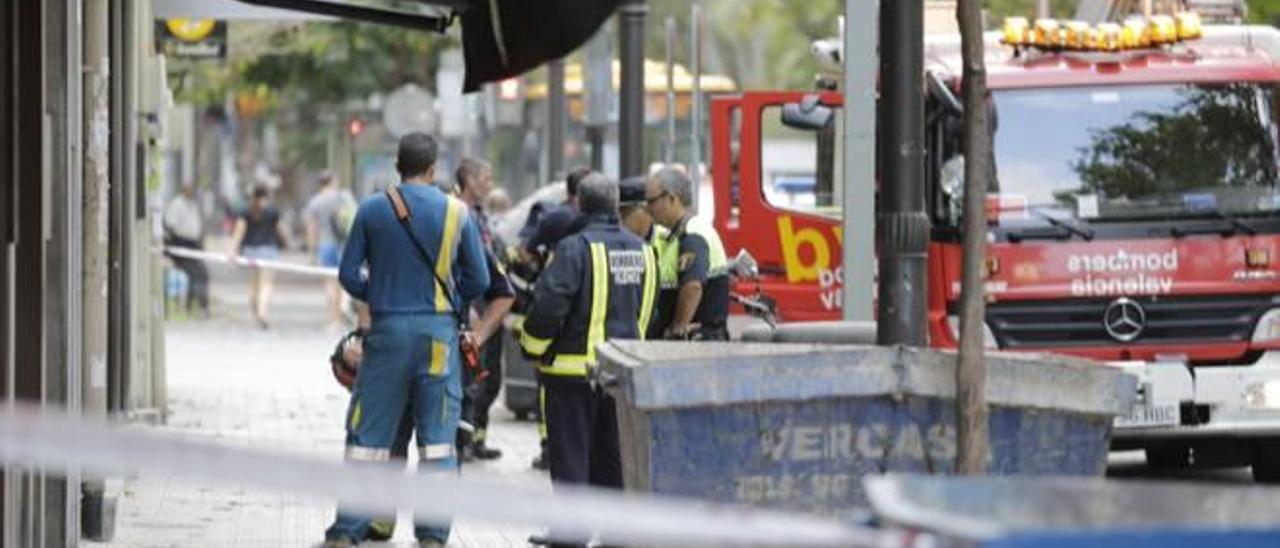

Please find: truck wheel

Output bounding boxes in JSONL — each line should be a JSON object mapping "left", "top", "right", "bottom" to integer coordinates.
{"left": 1146, "top": 445, "right": 1190, "bottom": 470}
{"left": 1252, "top": 440, "right": 1280, "bottom": 484}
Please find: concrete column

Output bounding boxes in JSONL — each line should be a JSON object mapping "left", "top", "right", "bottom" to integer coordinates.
{"left": 81, "top": 0, "right": 113, "bottom": 542}
{"left": 841, "top": 3, "right": 876, "bottom": 322}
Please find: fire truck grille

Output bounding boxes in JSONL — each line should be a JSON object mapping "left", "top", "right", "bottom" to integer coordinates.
{"left": 985, "top": 295, "right": 1275, "bottom": 349}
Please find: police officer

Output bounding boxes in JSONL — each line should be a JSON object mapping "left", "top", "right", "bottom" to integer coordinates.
{"left": 519, "top": 173, "right": 658, "bottom": 548}
{"left": 645, "top": 167, "right": 731, "bottom": 340}
{"left": 325, "top": 133, "right": 489, "bottom": 548}
{"left": 619, "top": 176, "right": 678, "bottom": 339}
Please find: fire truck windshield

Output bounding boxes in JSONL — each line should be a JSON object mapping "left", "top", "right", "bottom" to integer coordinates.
{"left": 974, "top": 82, "right": 1280, "bottom": 225}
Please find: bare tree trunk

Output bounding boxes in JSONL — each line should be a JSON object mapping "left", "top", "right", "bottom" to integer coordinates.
{"left": 955, "top": 0, "right": 991, "bottom": 475}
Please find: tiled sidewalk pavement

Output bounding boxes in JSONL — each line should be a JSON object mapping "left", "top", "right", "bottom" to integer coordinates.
{"left": 88, "top": 285, "right": 547, "bottom": 547}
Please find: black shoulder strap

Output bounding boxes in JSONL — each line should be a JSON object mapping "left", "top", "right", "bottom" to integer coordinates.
{"left": 385, "top": 187, "right": 464, "bottom": 323}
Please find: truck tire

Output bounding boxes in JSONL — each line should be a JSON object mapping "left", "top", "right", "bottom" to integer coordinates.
{"left": 1146, "top": 444, "right": 1190, "bottom": 470}
{"left": 1252, "top": 440, "right": 1280, "bottom": 484}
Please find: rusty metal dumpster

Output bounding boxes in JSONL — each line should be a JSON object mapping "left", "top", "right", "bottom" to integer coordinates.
{"left": 596, "top": 342, "right": 1135, "bottom": 518}
{"left": 866, "top": 474, "right": 1280, "bottom": 547}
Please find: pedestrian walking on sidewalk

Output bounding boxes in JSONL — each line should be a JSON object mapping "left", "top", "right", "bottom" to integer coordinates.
{"left": 519, "top": 173, "right": 658, "bottom": 548}
{"left": 227, "top": 184, "right": 289, "bottom": 329}
{"left": 306, "top": 170, "right": 358, "bottom": 332}
{"left": 324, "top": 133, "right": 489, "bottom": 548}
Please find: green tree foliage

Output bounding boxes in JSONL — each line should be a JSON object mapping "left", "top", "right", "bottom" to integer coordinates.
{"left": 1071, "top": 85, "right": 1278, "bottom": 201}
{"left": 985, "top": 0, "right": 1079, "bottom": 20}
{"left": 1248, "top": 0, "right": 1280, "bottom": 25}
{"left": 172, "top": 21, "right": 455, "bottom": 108}
{"left": 646, "top": 0, "right": 841, "bottom": 91}
{"left": 238, "top": 22, "right": 456, "bottom": 104}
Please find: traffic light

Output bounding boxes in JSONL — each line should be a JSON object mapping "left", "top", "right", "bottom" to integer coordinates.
{"left": 347, "top": 118, "right": 365, "bottom": 137}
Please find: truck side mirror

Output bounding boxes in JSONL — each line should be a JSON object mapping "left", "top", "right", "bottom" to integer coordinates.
{"left": 728, "top": 249, "right": 760, "bottom": 280}
{"left": 781, "top": 94, "right": 833, "bottom": 131}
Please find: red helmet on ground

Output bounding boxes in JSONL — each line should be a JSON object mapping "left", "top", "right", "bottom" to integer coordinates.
{"left": 329, "top": 330, "right": 362, "bottom": 390}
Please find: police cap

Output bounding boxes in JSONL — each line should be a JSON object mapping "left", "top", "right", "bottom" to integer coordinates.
{"left": 618, "top": 176, "right": 649, "bottom": 207}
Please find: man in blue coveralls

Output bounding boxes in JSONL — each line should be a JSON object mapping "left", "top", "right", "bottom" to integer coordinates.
{"left": 324, "top": 132, "right": 489, "bottom": 548}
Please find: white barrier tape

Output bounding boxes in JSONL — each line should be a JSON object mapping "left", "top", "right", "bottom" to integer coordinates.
{"left": 0, "top": 405, "right": 893, "bottom": 547}
{"left": 165, "top": 247, "right": 338, "bottom": 278}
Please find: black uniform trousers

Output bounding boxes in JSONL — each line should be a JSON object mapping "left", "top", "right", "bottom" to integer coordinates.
{"left": 463, "top": 335, "right": 504, "bottom": 442}
{"left": 543, "top": 375, "right": 623, "bottom": 548}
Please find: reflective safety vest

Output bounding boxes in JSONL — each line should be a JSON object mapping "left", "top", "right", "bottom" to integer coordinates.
{"left": 518, "top": 218, "right": 658, "bottom": 378}
{"left": 650, "top": 224, "right": 679, "bottom": 290}
{"left": 672, "top": 215, "right": 729, "bottom": 279}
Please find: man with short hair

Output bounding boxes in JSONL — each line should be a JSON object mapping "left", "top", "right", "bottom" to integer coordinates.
{"left": 451, "top": 158, "right": 515, "bottom": 460}
{"left": 520, "top": 173, "right": 657, "bottom": 547}
{"left": 324, "top": 133, "right": 489, "bottom": 548}
{"left": 645, "top": 167, "right": 731, "bottom": 341}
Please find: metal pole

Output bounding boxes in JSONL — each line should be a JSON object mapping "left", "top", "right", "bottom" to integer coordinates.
{"left": 584, "top": 25, "right": 613, "bottom": 174}
{"left": 618, "top": 0, "right": 646, "bottom": 179}
{"left": 690, "top": 4, "right": 702, "bottom": 212}
{"left": 48, "top": 0, "right": 84, "bottom": 542}
{"left": 876, "top": 0, "right": 929, "bottom": 346}
{"left": 842, "top": 7, "right": 876, "bottom": 322}
{"left": 108, "top": 0, "right": 125, "bottom": 417}
{"left": 588, "top": 126, "right": 605, "bottom": 171}
{"left": 0, "top": 2, "right": 12, "bottom": 541}
{"left": 547, "top": 58, "right": 566, "bottom": 180}
{"left": 664, "top": 16, "right": 676, "bottom": 165}
{"left": 1037, "top": 0, "right": 1051, "bottom": 18}
{"left": 11, "top": 2, "right": 46, "bottom": 544}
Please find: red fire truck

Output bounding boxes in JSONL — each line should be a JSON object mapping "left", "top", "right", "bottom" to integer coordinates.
{"left": 710, "top": 18, "right": 1280, "bottom": 481}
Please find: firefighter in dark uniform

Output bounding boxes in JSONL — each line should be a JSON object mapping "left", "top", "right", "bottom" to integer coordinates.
{"left": 519, "top": 173, "right": 658, "bottom": 548}
{"left": 522, "top": 166, "right": 592, "bottom": 472}
{"left": 645, "top": 167, "right": 731, "bottom": 340}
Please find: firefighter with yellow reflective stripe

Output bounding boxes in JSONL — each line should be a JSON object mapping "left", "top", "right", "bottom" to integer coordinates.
{"left": 519, "top": 173, "right": 657, "bottom": 548}
{"left": 646, "top": 167, "right": 731, "bottom": 341}
{"left": 324, "top": 133, "right": 490, "bottom": 548}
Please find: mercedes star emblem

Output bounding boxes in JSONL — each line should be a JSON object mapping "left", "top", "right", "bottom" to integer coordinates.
{"left": 1103, "top": 297, "right": 1146, "bottom": 342}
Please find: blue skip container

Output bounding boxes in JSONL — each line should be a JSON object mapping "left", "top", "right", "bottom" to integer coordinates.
{"left": 866, "top": 474, "right": 1280, "bottom": 547}
{"left": 596, "top": 342, "right": 1135, "bottom": 518}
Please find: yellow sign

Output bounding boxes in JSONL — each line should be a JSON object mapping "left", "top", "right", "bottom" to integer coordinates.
{"left": 165, "top": 19, "right": 217, "bottom": 43}
{"left": 777, "top": 215, "right": 844, "bottom": 284}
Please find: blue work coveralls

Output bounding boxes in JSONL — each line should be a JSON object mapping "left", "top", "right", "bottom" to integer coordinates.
{"left": 325, "top": 182, "right": 489, "bottom": 544}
